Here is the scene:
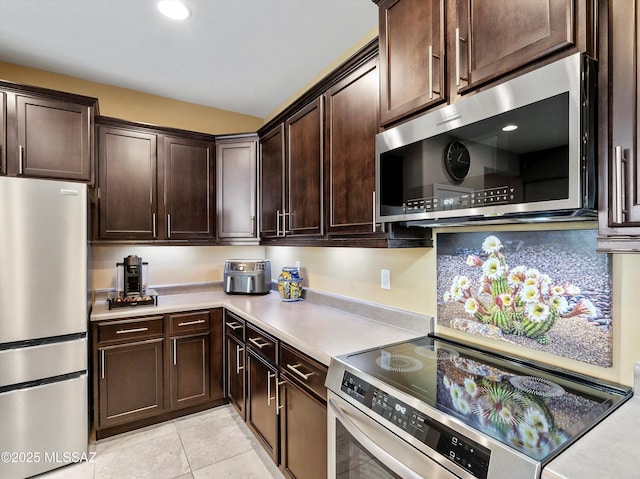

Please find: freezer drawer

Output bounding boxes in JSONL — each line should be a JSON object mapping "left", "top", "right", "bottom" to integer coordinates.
{"left": 0, "top": 335, "right": 87, "bottom": 388}
{"left": 0, "top": 374, "right": 88, "bottom": 479}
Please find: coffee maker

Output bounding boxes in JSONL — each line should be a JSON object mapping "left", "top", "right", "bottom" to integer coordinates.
{"left": 118, "top": 255, "right": 147, "bottom": 297}
{"left": 108, "top": 255, "right": 156, "bottom": 309}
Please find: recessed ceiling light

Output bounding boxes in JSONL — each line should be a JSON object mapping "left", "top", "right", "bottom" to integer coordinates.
{"left": 158, "top": 0, "right": 191, "bottom": 20}
{"left": 502, "top": 124, "right": 518, "bottom": 132}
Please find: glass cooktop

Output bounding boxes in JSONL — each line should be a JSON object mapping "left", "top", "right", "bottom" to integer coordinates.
{"left": 340, "top": 335, "right": 632, "bottom": 461}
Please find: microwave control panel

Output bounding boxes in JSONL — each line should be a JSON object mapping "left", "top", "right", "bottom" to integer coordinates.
{"left": 341, "top": 371, "right": 490, "bottom": 479}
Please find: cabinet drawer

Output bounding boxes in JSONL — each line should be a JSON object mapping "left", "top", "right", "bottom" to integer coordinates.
{"left": 170, "top": 311, "right": 210, "bottom": 334}
{"left": 224, "top": 311, "right": 245, "bottom": 341}
{"left": 281, "top": 344, "right": 327, "bottom": 401}
{"left": 246, "top": 324, "right": 277, "bottom": 364}
{"left": 98, "top": 316, "right": 164, "bottom": 344}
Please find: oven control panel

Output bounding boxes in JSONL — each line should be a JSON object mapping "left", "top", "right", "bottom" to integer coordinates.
{"left": 341, "top": 371, "right": 490, "bottom": 479}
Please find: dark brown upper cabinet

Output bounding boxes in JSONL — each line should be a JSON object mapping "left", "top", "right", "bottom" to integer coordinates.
{"left": 1, "top": 82, "right": 97, "bottom": 182}
{"left": 375, "top": 0, "right": 594, "bottom": 126}
{"left": 325, "top": 58, "right": 382, "bottom": 237}
{"left": 286, "top": 97, "right": 324, "bottom": 238}
{"left": 454, "top": 0, "right": 575, "bottom": 93}
{"left": 216, "top": 134, "right": 259, "bottom": 243}
{"left": 97, "top": 125, "right": 158, "bottom": 240}
{"left": 259, "top": 124, "right": 286, "bottom": 240}
{"left": 163, "top": 135, "right": 215, "bottom": 241}
{"left": 95, "top": 117, "right": 215, "bottom": 243}
{"left": 377, "top": 0, "right": 445, "bottom": 125}
{"left": 597, "top": 0, "right": 640, "bottom": 252}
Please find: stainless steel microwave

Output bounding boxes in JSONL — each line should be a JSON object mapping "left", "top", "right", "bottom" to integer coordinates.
{"left": 375, "top": 53, "right": 597, "bottom": 226}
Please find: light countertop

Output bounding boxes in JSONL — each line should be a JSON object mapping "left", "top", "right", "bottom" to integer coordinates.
{"left": 90, "top": 290, "right": 428, "bottom": 366}
{"left": 542, "top": 395, "right": 639, "bottom": 479}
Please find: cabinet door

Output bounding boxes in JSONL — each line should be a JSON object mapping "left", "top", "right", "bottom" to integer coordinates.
{"left": 260, "top": 124, "right": 286, "bottom": 239}
{"left": 164, "top": 136, "right": 214, "bottom": 240}
{"left": 280, "top": 378, "right": 327, "bottom": 479}
{"left": 0, "top": 92, "right": 5, "bottom": 175}
{"left": 15, "top": 95, "right": 92, "bottom": 181}
{"left": 98, "top": 339, "right": 164, "bottom": 427}
{"left": 378, "top": 0, "right": 445, "bottom": 125}
{"left": 226, "top": 334, "right": 246, "bottom": 419}
{"left": 598, "top": 0, "right": 640, "bottom": 244}
{"left": 247, "top": 351, "right": 279, "bottom": 463}
{"left": 97, "top": 126, "right": 158, "bottom": 240}
{"left": 286, "top": 98, "right": 323, "bottom": 237}
{"left": 170, "top": 333, "right": 210, "bottom": 408}
{"left": 455, "top": 0, "right": 573, "bottom": 92}
{"left": 326, "top": 59, "right": 381, "bottom": 236}
{"left": 216, "top": 139, "right": 257, "bottom": 239}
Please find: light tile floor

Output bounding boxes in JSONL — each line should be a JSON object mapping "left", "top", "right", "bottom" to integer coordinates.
{"left": 39, "top": 405, "right": 285, "bottom": 479}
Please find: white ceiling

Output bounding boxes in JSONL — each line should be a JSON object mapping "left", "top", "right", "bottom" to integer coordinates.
{"left": 0, "top": 0, "right": 378, "bottom": 119}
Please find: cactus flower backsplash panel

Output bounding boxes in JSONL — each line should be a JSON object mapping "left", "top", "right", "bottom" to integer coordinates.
{"left": 436, "top": 229, "right": 612, "bottom": 367}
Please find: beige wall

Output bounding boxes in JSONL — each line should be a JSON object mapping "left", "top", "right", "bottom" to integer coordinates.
{"left": 0, "top": 62, "right": 263, "bottom": 134}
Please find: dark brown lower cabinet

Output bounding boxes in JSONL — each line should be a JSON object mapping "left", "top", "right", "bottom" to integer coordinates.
{"left": 170, "top": 333, "right": 210, "bottom": 408}
{"left": 98, "top": 339, "right": 164, "bottom": 427}
{"left": 247, "top": 350, "right": 280, "bottom": 463}
{"left": 280, "top": 378, "right": 327, "bottom": 479}
{"left": 93, "top": 308, "right": 224, "bottom": 439}
{"left": 226, "top": 333, "right": 246, "bottom": 419}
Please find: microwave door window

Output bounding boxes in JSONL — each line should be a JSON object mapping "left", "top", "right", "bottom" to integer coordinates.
{"left": 378, "top": 92, "right": 570, "bottom": 217}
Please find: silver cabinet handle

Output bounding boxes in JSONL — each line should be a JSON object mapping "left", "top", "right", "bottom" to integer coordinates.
{"left": 428, "top": 45, "right": 433, "bottom": 99}
{"left": 225, "top": 321, "right": 243, "bottom": 331}
{"left": 152, "top": 213, "right": 157, "bottom": 238}
{"left": 328, "top": 399, "right": 424, "bottom": 479}
{"left": 251, "top": 215, "right": 256, "bottom": 236}
{"left": 614, "top": 146, "right": 624, "bottom": 224}
{"left": 249, "top": 337, "right": 270, "bottom": 349}
{"left": 372, "top": 191, "right": 376, "bottom": 233}
{"left": 116, "top": 327, "right": 148, "bottom": 334}
{"left": 101, "top": 349, "right": 105, "bottom": 379}
{"left": 276, "top": 210, "right": 282, "bottom": 237}
{"left": 267, "top": 371, "right": 276, "bottom": 405}
{"left": 286, "top": 363, "right": 315, "bottom": 381}
{"left": 178, "top": 319, "right": 205, "bottom": 327}
{"left": 167, "top": 214, "right": 171, "bottom": 238}
{"left": 236, "top": 345, "right": 244, "bottom": 373}
{"left": 173, "top": 338, "right": 177, "bottom": 365}
{"left": 455, "top": 27, "right": 461, "bottom": 87}
{"left": 276, "top": 379, "right": 285, "bottom": 415}
{"left": 18, "top": 145, "right": 24, "bottom": 175}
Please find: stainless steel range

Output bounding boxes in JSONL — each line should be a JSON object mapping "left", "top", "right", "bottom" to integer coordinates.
{"left": 325, "top": 335, "right": 632, "bottom": 479}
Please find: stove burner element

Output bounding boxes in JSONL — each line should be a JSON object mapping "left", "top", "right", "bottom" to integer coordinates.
{"left": 509, "top": 375, "right": 566, "bottom": 398}
{"left": 376, "top": 353, "right": 424, "bottom": 373}
{"left": 414, "top": 345, "right": 460, "bottom": 361}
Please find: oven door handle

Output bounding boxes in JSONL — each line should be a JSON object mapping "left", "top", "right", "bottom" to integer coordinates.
{"left": 328, "top": 399, "right": 424, "bottom": 479}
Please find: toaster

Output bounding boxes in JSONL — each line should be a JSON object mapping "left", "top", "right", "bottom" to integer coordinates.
{"left": 224, "top": 259, "right": 272, "bottom": 295}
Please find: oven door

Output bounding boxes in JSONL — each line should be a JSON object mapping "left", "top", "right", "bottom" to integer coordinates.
{"left": 328, "top": 392, "right": 460, "bottom": 479}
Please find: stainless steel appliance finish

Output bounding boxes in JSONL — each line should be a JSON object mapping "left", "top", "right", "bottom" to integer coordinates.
{"left": 375, "top": 53, "right": 596, "bottom": 226}
{"left": 0, "top": 177, "right": 89, "bottom": 479}
{"left": 326, "top": 336, "right": 632, "bottom": 479}
{"left": 224, "top": 259, "right": 271, "bottom": 295}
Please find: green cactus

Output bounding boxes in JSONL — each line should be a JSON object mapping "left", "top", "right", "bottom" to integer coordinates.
{"left": 490, "top": 276, "right": 510, "bottom": 297}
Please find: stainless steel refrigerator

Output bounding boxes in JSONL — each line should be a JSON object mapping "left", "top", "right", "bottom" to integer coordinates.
{"left": 0, "top": 177, "right": 88, "bottom": 479}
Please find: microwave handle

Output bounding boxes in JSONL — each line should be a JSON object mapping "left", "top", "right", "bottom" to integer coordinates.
{"left": 328, "top": 399, "right": 425, "bottom": 479}
{"left": 613, "top": 146, "right": 624, "bottom": 224}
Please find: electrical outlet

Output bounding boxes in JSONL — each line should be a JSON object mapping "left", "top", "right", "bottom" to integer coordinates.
{"left": 380, "top": 269, "right": 391, "bottom": 290}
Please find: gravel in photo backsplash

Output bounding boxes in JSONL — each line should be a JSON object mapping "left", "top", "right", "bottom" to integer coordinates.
{"left": 437, "top": 229, "right": 612, "bottom": 368}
